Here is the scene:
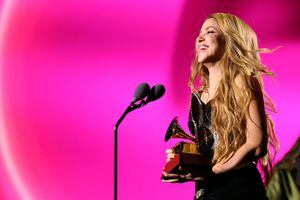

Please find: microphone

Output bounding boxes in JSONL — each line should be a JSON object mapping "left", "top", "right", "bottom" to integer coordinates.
{"left": 131, "top": 83, "right": 150, "bottom": 104}
{"left": 114, "top": 83, "right": 165, "bottom": 200}
{"left": 144, "top": 84, "right": 166, "bottom": 104}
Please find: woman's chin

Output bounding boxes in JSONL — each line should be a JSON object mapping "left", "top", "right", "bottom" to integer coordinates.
{"left": 198, "top": 55, "right": 221, "bottom": 65}
{"left": 197, "top": 57, "right": 206, "bottom": 63}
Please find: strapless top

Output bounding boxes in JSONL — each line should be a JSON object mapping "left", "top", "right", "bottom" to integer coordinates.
{"left": 188, "top": 92, "right": 218, "bottom": 158}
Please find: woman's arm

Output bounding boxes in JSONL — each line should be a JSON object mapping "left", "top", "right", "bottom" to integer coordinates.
{"left": 212, "top": 99, "right": 265, "bottom": 174}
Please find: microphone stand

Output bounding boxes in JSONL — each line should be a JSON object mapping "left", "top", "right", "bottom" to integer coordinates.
{"left": 114, "top": 100, "right": 146, "bottom": 200}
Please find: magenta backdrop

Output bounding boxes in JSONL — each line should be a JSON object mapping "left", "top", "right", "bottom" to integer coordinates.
{"left": 0, "top": 0, "right": 299, "bottom": 199}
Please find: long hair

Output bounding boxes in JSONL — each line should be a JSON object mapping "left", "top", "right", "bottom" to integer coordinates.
{"left": 188, "top": 13, "right": 279, "bottom": 183}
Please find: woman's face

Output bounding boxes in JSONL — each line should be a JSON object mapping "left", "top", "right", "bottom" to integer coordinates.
{"left": 196, "top": 18, "right": 225, "bottom": 64}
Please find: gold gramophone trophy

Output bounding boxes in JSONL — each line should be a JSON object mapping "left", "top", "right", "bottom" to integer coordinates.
{"left": 162, "top": 116, "right": 213, "bottom": 179}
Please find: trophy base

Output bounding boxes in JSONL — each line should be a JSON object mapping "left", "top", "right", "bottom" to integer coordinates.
{"left": 163, "top": 152, "right": 211, "bottom": 176}
{"left": 161, "top": 142, "right": 212, "bottom": 180}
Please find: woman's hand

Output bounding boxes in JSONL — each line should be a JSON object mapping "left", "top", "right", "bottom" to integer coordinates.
{"left": 161, "top": 171, "right": 203, "bottom": 183}
{"left": 161, "top": 171, "right": 186, "bottom": 183}
{"left": 162, "top": 148, "right": 204, "bottom": 182}
{"left": 165, "top": 148, "right": 175, "bottom": 162}
{"left": 212, "top": 156, "right": 254, "bottom": 174}
{"left": 162, "top": 148, "right": 182, "bottom": 182}
{"left": 212, "top": 162, "right": 229, "bottom": 174}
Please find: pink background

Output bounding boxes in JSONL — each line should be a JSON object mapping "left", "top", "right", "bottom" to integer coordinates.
{"left": 0, "top": 0, "right": 299, "bottom": 199}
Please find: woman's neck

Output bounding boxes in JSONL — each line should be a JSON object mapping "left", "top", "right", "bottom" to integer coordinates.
{"left": 204, "top": 61, "right": 223, "bottom": 88}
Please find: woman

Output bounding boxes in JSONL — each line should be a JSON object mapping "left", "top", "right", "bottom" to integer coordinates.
{"left": 162, "top": 13, "right": 279, "bottom": 200}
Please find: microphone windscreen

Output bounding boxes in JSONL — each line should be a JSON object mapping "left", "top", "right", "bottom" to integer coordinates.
{"left": 132, "top": 83, "right": 150, "bottom": 103}
{"left": 147, "top": 84, "right": 166, "bottom": 102}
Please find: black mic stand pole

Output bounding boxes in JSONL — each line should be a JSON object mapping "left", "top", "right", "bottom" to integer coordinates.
{"left": 114, "top": 100, "right": 146, "bottom": 200}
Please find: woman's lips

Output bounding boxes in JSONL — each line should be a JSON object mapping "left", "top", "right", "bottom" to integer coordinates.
{"left": 199, "top": 45, "right": 209, "bottom": 50}
{"left": 198, "top": 44, "right": 209, "bottom": 53}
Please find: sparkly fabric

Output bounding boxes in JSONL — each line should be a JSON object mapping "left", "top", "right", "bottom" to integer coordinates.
{"left": 188, "top": 92, "right": 216, "bottom": 158}
{"left": 188, "top": 91, "right": 268, "bottom": 200}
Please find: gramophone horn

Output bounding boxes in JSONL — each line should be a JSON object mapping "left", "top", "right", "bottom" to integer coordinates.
{"left": 165, "top": 116, "right": 195, "bottom": 142}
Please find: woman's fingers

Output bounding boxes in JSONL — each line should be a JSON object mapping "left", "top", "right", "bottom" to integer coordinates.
{"left": 162, "top": 171, "right": 203, "bottom": 182}
{"left": 167, "top": 153, "right": 175, "bottom": 159}
{"left": 181, "top": 173, "right": 204, "bottom": 181}
{"left": 162, "top": 178, "right": 181, "bottom": 183}
{"left": 165, "top": 149, "right": 175, "bottom": 162}
{"left": 162, "top": 172, "right": 185, "bottom": 183}
{"left": 165, "top": 149, "right": 173, "bottom": 154}
{"left": 166, "top": 155, "right": 174, "bottom": 162}
{"left": 162, "top": 171, "right": 180, "bottom": 178}
{"left": 181, "top": 173, "right": 192, "bottom": 179}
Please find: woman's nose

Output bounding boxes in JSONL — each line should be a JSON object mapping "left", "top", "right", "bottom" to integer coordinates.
{"left": 198, "top": 35, "right": 204, "bottom": 42}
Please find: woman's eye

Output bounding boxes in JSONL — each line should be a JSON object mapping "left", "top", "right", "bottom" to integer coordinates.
{"left": 207, "top": 31, "right": 214, "bottom": 34}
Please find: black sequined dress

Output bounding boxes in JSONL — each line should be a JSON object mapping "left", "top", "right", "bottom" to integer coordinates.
{"left": 188, "top": 92, "right": 268, "bottom": 200}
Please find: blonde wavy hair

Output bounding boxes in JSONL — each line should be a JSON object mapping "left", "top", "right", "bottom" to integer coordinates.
{"left": 188, "top": 13, "right": 279, "bottom": 183}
